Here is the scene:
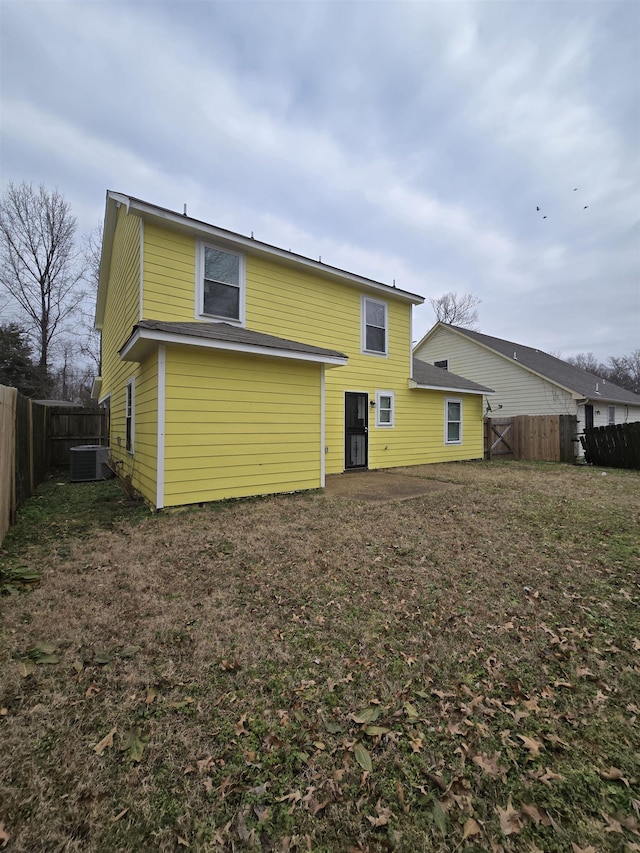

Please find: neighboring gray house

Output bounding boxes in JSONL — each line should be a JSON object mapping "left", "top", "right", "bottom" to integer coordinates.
{"left": 414, "top": 323, "right": 640, "bottom": 443}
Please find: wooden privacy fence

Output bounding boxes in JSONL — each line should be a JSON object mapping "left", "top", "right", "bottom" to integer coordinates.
{"left": 48, "top": 407, "right": 107, "bottom": 466}
{"left": 0, "top": 384, "right": 108, "bottom": 543}
{"left": 1, "top": 387, "right": 49, "bottom": 542}
{"left": 485, "top": 415, "right": 577, "bottom": 463}
{"left": 580, "top": 422, "right": 640, "bottom": 470}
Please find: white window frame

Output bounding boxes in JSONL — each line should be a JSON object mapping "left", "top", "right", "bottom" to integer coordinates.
{"left": 125, "top": 377, "right": 135, "bottom": 454}
{"left": 608, "top": 406, "right": 615, "bottom": 425}
{"left": 361, "top": 295, "right": 388, "bottom": 357}
{"left": 375, "top": 390, "right": 395, "bottom": 428}
{"left": 196, "top": 240, "right": 246, "bottom": 325}
{"left": 434, "top": 359, "right": 448, "bottom": 370}
{"left": 445, "top": 397, "right": 462, "bottom": 445}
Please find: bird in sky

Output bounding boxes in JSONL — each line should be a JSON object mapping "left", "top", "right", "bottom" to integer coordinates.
{"left": 536, "top": 206, "right": 540, "bottom": 211}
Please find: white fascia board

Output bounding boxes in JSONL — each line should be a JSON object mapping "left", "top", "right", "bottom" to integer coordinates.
{"left": 120, "top": 327, "right": 349, "bottom": 367}
{"left": 91, "top": 376, "right": 103, "bottom": 399}
{"left": 120, "top": 194, "right": 424, "bottom": 306}
{"left": 408, "top": 379, "right": 493, "bottom": 396}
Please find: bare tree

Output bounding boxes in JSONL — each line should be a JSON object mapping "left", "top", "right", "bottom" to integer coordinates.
{"left": 0, "top": 182, "right": 85, "bottom": 393}
{"left": 430, "top": 292, "right": 481, "bottom": 328}
{"left": 79, "top": 223, "right": 103, "bottom": 374}
{"left": 605, "top": 350, "right": 640, "bottom": 395}
{"left": 565, "top": 350, "right": 640, "bottom": 394}
{"left": 565, "top": 352, "right": 604, "bottom": 375}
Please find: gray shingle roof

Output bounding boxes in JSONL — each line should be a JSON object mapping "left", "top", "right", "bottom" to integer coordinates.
{"left": 412, "top": 357, "right": 493, "bottom": 394}
{"left": 443, "top": 324, "right": 640, "bottom": 406}
{"left": 133, "top": 320, "right": 348, "bottom": 361}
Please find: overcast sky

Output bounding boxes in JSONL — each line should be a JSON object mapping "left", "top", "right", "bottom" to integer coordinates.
{"left": 1, "top": 0, "right": 638, "bottom": 361}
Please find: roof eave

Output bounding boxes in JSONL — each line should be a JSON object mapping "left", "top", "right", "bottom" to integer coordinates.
{"left": 112, "top": 192, "right": 424, "bottom": 305}
{"left": 119, "top": 327, "right": 349, "bottom": 368}
{"left": 408, "top": 378, "right": 494, "bottom": 396}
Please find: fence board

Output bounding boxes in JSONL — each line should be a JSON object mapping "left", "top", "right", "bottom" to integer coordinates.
{"left": 581, "top": 422, "right": 640, "bottom": 469}
{"left": 0, "top": 385, "right": 17, "bottom": 541}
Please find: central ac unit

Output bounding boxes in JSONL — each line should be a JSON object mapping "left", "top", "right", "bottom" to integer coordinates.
{"left": 69, "top": 445, "right": 112, "bottom": 482}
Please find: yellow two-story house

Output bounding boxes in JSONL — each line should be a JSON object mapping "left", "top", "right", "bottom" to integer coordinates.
{"left": 94, "top": 192, "right": 492, "bottom": 509}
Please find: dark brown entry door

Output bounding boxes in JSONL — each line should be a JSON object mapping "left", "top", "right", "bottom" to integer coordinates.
{"left": 584, "top": 405, "right": 594, "bottom": 430}
{"left": 345, "top": 392, "right": 368, "bottom": 469}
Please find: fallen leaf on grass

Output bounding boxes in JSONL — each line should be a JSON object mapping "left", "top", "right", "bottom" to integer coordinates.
{"left": 472, "top": 751, "right": 507, "bottom": 778}
{"left": 354, "top": 742, "right": 372, "bottom": 773}
{"left": 177, "top": 836, "right": 189, "bottom": 847}
{"left": 396, "top": 779, "right": 409, "bottom": 815}
{"left": 521, "top": 803, "right": 551, "bottom": 825}
{"left": 235, "top": 713, "right": 249, "bottom": 736}
{"left": 367, "top": 800, "right": 392, "bottom": 827}
{"left": 0, "top": 822, "right": 9, "bottom": 848}
{"left": 496, "top": 799, "right": 523, "bottom": 836}
{"left": 145, "top": 687, "right": 157, "bottom": 705}
{"left": 518, "top": 734, "right": 543, "bottom": 756}
{"left": 408, "top": 733, "right": 424, "bottom": 753}
{"left": 571, "top": 845, "right": 596, "bottom": 853}
{"left": 601, "top": 813, "right": 624, "bottom": 834}
{"left": 18, "top": 659, "right": 35, "bottom": 677}
{"left": 462, "top": 817, "right": 482, "bottom": 840}
{"left": 120, "top": 727, "right": 145, "bottom": 763}
{"left": 363, "top": 725, "right": 390, "bottom": 737}
{"left": 93, "top": 727, "right": 117, "bottom": 755}
{"left": 403, "top": 701, "right": 419, "bottom": 721}
{"left": 350, "top": 706, "right": 380, "bottom": 725}
{"left": 27, "top": 643, "right": 61, "bottom": 664}
{"left": 310, "top": 798, "right": 331, "bottom": 816}
{"left": 432, "top": 800, "right": 447, "bottom": 836}
{"left": 599, "top": 767, "right": 629, "bottom": 786}
{"left": 254, "top": 804, "right": 270, "bottom": 822}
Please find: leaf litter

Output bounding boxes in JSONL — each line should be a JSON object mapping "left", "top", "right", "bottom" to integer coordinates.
{"left": 1, "top": 461, "right": 639, "bottom": 851}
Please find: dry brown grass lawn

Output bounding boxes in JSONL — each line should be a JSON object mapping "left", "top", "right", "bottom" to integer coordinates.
{"left": 1, "top": 460, "right": 639, "bottom": 852}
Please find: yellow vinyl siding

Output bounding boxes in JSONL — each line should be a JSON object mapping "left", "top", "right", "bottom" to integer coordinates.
{"left": 132, "top": 354, "right": 158, "bottom": 502}
{"left": 162, "top": 346, "right": 322, "bottom": 506}
{"left": 244, "top": 256, "right": 416, "bottom": 473}
{"left": 100, "top": 207, "right": 142, "bottom": 484}
{"left": 142, "top": 224, "right": 196, "bottom": 321}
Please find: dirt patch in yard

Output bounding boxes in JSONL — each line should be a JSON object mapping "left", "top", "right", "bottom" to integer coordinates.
{"left": 324, "top": 469, "right": 460, "bottom": 501}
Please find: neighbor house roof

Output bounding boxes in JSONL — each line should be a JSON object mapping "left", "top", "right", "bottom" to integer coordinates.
{"left": 96, "top": 191, "right": 424, "bottom": 328}
{"left": 411, "top": 357, "right": 494, "bottom": 396}
{"left": 417, "top": 323, "right": 640, "bottom": 406}
{"left": 119, "top": 319, "right": 349, "bottom": 367}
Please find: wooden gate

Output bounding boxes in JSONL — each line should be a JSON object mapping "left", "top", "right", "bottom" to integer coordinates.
{"left": 485, "top": 415, "right": 577, "bottom": 462}
{"left": 486, "top": 419, "right": 514, "bottom": 458}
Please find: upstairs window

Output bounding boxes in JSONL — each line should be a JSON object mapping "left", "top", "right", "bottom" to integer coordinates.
{"left": 361, "top": 296, "right": 388, "bottom": 356}
{"left": 445, "top": 398, "right": 462, "bottom": 444}
{"left": 198, "top": 242, "right": 245, "bottom": 324}
{"left": 434, "top": 359, "right": 448, "bottom": 370}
